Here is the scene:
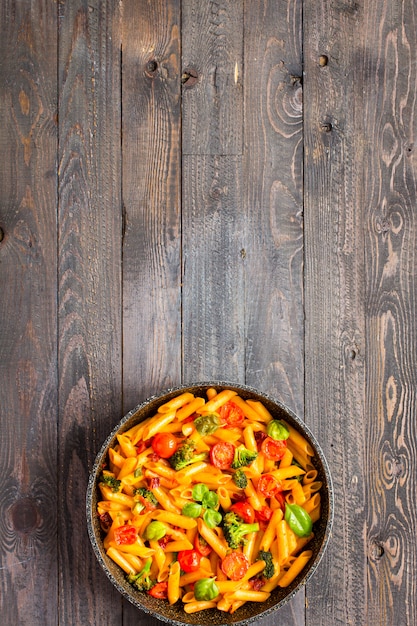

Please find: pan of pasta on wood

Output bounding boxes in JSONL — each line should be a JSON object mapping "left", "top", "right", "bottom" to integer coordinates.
{"left": 86, "top": 382, "right": 333, "bottom": 625}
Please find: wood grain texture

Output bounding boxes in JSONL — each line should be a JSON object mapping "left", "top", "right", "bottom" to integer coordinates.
{"left": 58, "top": 1, "right": 122, "bottom": 623}
{"left": 0, "top": 3, "right": 58, "bottom": 624}
{"left": 243, "top": 2, "right": 305, "bottom": 624}
{"left": 182, "top": 155, "right": 245, "bottom": 382}
{"left": 362, "top": 2, "right": 417, "bottom": 624}
{"left": 182, "top": 0, "right": 243, "bottom": 155}
{"left": 122, "top": 0, "right": 182, "bottom": 414}
{"left": 303, "top": 1, "right": 368, "bottom": 625}
{"left": 121, "top": 2, "right": 181, "bottom": 623}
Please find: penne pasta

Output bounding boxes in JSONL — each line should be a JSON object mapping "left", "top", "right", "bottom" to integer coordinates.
{"left": 168, "top": 561, "right": 181, "bottom": 604}
{"left": 158, "top": 392, "right": 195, "bottom": 414}
{"left": 196, "top": 389, "right": 237, "bottom": 413}
{"left": 245, "top": 399, "right": 273, "bottom": 423}
{"left": 176, "top": 397, "right": 206, "bottom": 420}
{"left": 184, "top": 601, "right": 218, "bottom": 614}
{"left": 278, "top": 550, "right": 313, "bottom": 587}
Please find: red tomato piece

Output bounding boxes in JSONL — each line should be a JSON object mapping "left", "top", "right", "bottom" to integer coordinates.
{"left": 114, "top": 524, "right": 137, "bottom": 546}
{"left": 230, "top": 501, "right": 255, "bottom": 524}
{"left": 194, "top": 533, "right": 212, "bottom": 556}
{"left": 254, "top": 505, "right": 273, "bottom": 523}
{"left": 219, "top": 401, "right": 245, "bottom": 426}
{"left": 261, "top": 436, "right": 287, "bottom": 461}
{"left": 275, "top": 491, "right": 286, "bottom": 511}
{"left": 257, "top": 474, "right": 282, "bottom": 498}
{"left": 221, "top": 551, "right": 250, "bottom": 581}
{"left": 152, "top": 432, "right": 178, "bottom": 458}
{"left": 178, "top": 549, "right": 201, "bottom": 573}
{"left": 210, "top": 442, "right": 235, "bottom": 469}
{"left": 148, "top": 582, "right": 168, "bottom": 599}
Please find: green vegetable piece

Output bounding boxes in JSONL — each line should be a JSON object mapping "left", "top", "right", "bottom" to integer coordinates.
{"left": 100, "top": 472, "right": 121, "bottom": 493}
{"left": 168, "top": 440, "right": 207, "bottom": 471}
{"left": 267, "top": 420, "right": 290, "bottom": 441}
{"left": 222, "top": 511, "right": 260, "bottom": 549}
{"left": 192, "top": 483, "right": 209, "bottom": 502}
{"left": 144, "top": 521, "right": 166, "bottom": 541}
{"left": 132, "top": 502, "right": 145, "bottom": 515}
{"left": 284, "top": 503, "right": 313, "bottom": 537}
{"left": 182, "top": 502, "right": 202, "bottom": 518}
{"left": 194, "top": 578, "right": 219, "bottom": 601}
{"left": 203, "top": 508, "right": 222, "bottom": 529}
{"left": 231, "top": 445, "right": 258, "bottom": 469}
{"left": 232, "top": 469, "right": 248, "bottom": 489}
{"left": 256, "top": 550, "right": 275, "bottom": 578}
{"left": 127, "top": 559, "right": 155, "bottom": 592}
{"left": 133, "top": 487, "right": 159, "bottom": 508}
{"left": 194, "top": 413, "right": 220, "bottom": 436}
{"left": 202, "top": 490, "right": 219, "bottom": 510}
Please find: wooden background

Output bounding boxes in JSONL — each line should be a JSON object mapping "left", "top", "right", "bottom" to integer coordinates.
{"left": 1, "top": 1, "right": 416, "bottom": 624}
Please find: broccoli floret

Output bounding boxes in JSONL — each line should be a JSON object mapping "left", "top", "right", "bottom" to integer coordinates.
{"left": 256, "top": 550, "right": 275, "bottom": 579}
{"left": 133, "top": 487, "right": 159, "bottom": 512}
{"left": 231, "top": 445, "right": 258, "bottom": 469}
{"left": 127, "top": 559, "right": 155, "bottom": 592}
{"left": 222, "top": 511, "right": 259, "bottom": 549}
{"left": 168, "top": 440, "right": 207, "bottom": 471}
{"left": 100, "top": 471, "right": 121, "bottom": 492}
{"left": 232, "top": 469, "right": 248, "bottom": 489}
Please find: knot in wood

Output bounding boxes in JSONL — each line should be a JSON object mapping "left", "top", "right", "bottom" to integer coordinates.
{"left": 0, "top": 226, "right": 4, "bottom": 242}
{"left": 10, "top": 497, "right": 39, "bottom": 534}
{"left": 145, "top": 59, "right": 159, "bottom": 77}
{"left": 370, "top": 540, "right": 385, "bottom": 560}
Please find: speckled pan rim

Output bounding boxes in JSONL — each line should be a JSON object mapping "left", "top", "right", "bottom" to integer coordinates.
{"left": 86, "top": 381, "right": 334, "bottom": 626}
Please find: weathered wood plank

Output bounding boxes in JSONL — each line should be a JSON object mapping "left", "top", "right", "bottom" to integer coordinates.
{"left": 362, "top": 2, "right": 417, "bottom": 624}
{"left": 0, "top": 2, "right": 58, "bottom": 624}
{"left": 121, "top": 3, "right": 181, "bottom": 621}
{"left": 182, "top": 0, "right": 243, "bottom": 155}
{"left": 303, "top": 1, "right": 367, "bottom": 625}
{"left": 58, "top": 1, "right": 122, "bottom": 623}
{"left": 243, "top": 2, "right": 305, "bottom": 624}
{"left": 121, "top": 0, "right": 182, "bottom": 417}
{"left": 182, "top": 155, "right": 245, "bottom": 382}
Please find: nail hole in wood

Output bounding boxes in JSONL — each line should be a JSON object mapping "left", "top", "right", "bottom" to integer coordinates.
{"left": 319, "top": 55, "right": 328, "bottom": 67}
{"left": 321, "top": 121, "right": 333, "bottom": 133}
{"left": 181, "top": 68, "right": 198, "bottom": 88}
{"left": 0, "top": 227, "right": 4, "bottom": 242}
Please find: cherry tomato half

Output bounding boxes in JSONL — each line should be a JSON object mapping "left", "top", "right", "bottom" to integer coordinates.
{"left": 261, "top": 436, "right": 287, "bottom": 461}
{"left": 210, "top": 442, "right": 235, "bottom": 469}
{"left": 221, "top": 551, "right": 250, "bottom": 581}
{"left": 178, "top": 549, "right": 202, "bottom": 573}
{"left": 230, "top": 501, "right": 255, "bottom": 524}
{"left": 152, "top": 432, "right": 178, "bottom": 458}
{"left": 114, "top": 524, "right": 137, "bottom": 546}
{"left": 194, "top": 533, "right": 212, "bottom": 556}
{"left": 148, "top": 581, "right": 168, "bottom": 599}
{"left": 219, "top": 401, "right": 245, "bottom": 426}
{"left": 257, "top": 474, "right": 282, "bottom": 498}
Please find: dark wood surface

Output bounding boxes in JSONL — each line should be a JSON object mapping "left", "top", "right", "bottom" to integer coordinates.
{"left": 1, "top": 1, "right": 416, "bottom": 625}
